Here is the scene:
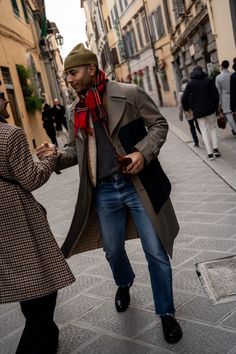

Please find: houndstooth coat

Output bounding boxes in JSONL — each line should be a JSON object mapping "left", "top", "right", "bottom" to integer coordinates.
{"left": 0, "top": 122, "right": 75, "bottom": 304}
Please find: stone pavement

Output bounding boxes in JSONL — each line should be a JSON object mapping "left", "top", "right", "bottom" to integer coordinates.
{"left": 1, "top": 108, "right": 236, "bottom": 354}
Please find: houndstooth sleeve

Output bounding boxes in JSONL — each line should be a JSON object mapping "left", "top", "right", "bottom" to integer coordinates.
{"left": 7, "top": 126, "right": 57, "bottom": 191}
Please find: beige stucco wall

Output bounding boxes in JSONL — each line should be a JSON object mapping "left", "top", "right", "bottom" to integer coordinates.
{"left": 0, "top": 1, "right": 53, "bottom": 151}
{"left": 206, "top": 0, "right": 235, "bottom": 65}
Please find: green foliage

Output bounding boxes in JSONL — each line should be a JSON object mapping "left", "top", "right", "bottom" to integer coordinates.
{"left": 209, "top": 66, "right": 220, "bottom": 80}
{"left": 25, "top": 97, "right": 43, "bottom": 113}
{"left": 16, "top": 64, "right": 41, "bottom": 114}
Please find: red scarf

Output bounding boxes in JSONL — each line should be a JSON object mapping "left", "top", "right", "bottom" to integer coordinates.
{"left": 74, "top": 70, "right": 108, "bottom": 136}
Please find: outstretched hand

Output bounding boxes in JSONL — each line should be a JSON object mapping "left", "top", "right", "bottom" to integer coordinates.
{"left": 36, "top": 142, "right": 57, "bottom": 160}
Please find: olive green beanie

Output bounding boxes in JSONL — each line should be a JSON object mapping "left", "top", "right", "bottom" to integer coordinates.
{"left": 64, "top": 43, "right": 98, "bottom": 71}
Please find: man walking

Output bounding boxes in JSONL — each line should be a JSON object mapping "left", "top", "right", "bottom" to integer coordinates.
{"left": 37, "top": 43, "right": 182, "bottom": 344}
{"left": 182, "top": 65, "right": 220, "bottom": 160}
{"left": 216, "top": 60, "right": 236, "bottom": 134}
{"left": 50, "top": 98, "right": 68, "bottom": 145}
{"left": 230, "top": 61, "right": 236, "bottom": 133}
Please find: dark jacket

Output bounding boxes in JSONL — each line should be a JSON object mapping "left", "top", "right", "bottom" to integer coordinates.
{"left": 230, "top": 72, "right": 236, "bottom": 112}
{"left": 42, "top": 106, "right": 55, "bottom": 131}
{"left": 182, "top": 68, "right": 219, "bottom": 119}
{"left": 50, "top": 104, "right": 67, "bottom": 131}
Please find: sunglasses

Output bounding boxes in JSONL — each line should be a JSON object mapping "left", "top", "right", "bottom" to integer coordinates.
{"left": 0, "top": 92, "right": 5, "bottom": 100}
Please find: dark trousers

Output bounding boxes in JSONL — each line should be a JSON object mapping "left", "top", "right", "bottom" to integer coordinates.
{"left": 16, "top": 292, "right": 59, "bottom": 354}
{"left": 45, "top": 128, "right": 58, "bottom": 146}
{"left": 188, "top": 119, "right": 201, "bottom": 145}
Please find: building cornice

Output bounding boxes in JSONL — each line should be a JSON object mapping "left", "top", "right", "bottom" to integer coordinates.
{"left": 0, "top": 24, "right": 36, "bottom": 50}
{"left": 171, "top": 7, "right": 208, "bottom": 55}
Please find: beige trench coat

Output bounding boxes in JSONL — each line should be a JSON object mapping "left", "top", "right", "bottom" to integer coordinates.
{"left": 57, "top": 82, "right": 179, "bottom": 259}
{"left": 0, "top": 123, "right": 75, "bottom": 304}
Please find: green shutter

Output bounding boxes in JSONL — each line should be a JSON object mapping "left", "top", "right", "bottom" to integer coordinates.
{"left": 11, "top": 0, "right": 20, "bottom": 16}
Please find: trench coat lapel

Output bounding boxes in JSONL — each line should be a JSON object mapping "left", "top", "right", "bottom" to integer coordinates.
{"left": 106, "top": 82, "right": 126, "bottom": 136}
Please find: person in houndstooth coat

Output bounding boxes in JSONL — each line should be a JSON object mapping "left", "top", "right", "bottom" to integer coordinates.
{"left": 0, "top": 90, "right": 75, "bottom": 354}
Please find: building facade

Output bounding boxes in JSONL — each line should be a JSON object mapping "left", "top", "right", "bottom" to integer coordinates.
{"left": 81, "top": 0, "right": 235, "bottom": 107}
{"left": 0, "top": 0, "right": 65, "bottom": 151}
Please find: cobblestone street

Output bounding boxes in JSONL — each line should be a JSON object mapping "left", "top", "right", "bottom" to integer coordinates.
{"left": 1, "top": 108, "right": 236, "bottom": 354}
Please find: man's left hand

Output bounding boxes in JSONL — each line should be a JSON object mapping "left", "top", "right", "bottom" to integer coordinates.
{"left": 123, "top": 151, "right": 145, "bottom": 174}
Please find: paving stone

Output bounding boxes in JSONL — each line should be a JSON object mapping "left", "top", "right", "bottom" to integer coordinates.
{"left": 185, "top": 238, "right": 236, "bottom": 252}
{"left": 227, "top": 207, "right": 236, "bottom": 215}
{"left": 67, "top": 256, "right": 105, "bottom": 275}
{"left": 85, "top": 261, "right": 147, "bottom": 279}
{"left": 138, "top": 318, "right": 236, "bottom": 354}
{"left": 0, "top": 303, "right": 18, "bottom": 318}
{"left": 179, "top": 223, "right": 236, "bottom": 238}
{"left": 171, "top": 248, "right": 199, "bottom": 267}
{"left": 220, "top": 311, "right": 236, "bottom": 329}
{"left": 177, "top": 295, "right": 236, "bottom": 324}
{"left": 55, "top": 295, "right": 104, "bottom": 324}
{"left": 0, "top": 331, "right": 21, "bottom": 354}
{"left": 57, "top": 324, "right": 99, "bottom": 354}
{"left": 173, "top": 270, "right": 206, "bottom": 296}
{"left": 146, "top": 292, "right": 194, "bottom": 312}
{"left": 202, "top": 194, "right": 236, "bottom": 203}
{"left": 57, "top": 275, "right": 103, "bottom": 304}
{"left": 0, "top": 310, "right": 24, "bottom": 339}
{"left": 209, "top": 186, "right": 235, "bottom": 194}
{"left": 171, "top": 193, "right": 205, "bottom": 202}
{"left": 77, "top": 302, "right": 158, "bottom": 338}
{"left": 78, "top": 334, "right": 154, "bottom": 354}
{"left": 192, "top": 202, "right": 235, "bottom": 214}
{"left": 85, "top": 280, "right": 153, "bottom": 308}
{"left": 176, "top": 212, "right": 222, "bottom": 224}
{"left": 172, "top": 201, "right": 202, "bottom": 212}
{"left": 216, "top": 215, "right": 236, "bottom": 225}
{"left": 173, "top": 235, "right": 194, "bottom": 248}
{"left": 180, "top": 251, "right": 233, "bottom": 270}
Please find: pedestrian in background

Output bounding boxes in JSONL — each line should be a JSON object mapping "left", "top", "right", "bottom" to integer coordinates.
{"left": 37, "top": 43, "right": 183, "bottom": 344}
{"left": 51, "top": 98, "right": 68, "bottom": 146}
{"left": 216, "top": 60, "right": 236, "bottom": 135}
{"left": 42, "top": 103, "right": 58, "bottom": 146}
{"left": 178, "top": 77, "right": 201, "bottom": 146}
{"left": 0, "top": 90, "right": 75, "bottom": 354}
{"left": 230, "top": 60, "right": 236, "bottom": 135}
{"left": 182, "top": 65, "right": 220, "bottom": 161}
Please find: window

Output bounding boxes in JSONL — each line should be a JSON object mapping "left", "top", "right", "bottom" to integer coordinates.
{"left": 107, "top": 16, "right": 112, "bottom": 30}
{"left": 136, "top": 19, "right": 144, "bottom": 48}
{"left": 230, "top": 0, "right": 236, "bottom": 45}
{"left": 113, "top": 4, "right": 119, "bottom": 20}
{"left": 11, "top": 0, "right": 20, "bottom": 16}
{"left": 130, "top": 28, "right": 138, "bottom": 53}
{"left": 1, "top": 67, "right": 13, "bottom": 85}
{"left": 119, "top": 0, "right": 124, "bottom": 13}
{"left": 173, "top": 0, "right": 185, "bottom": 18}
{"left": 110, "top": 10, "right": 115, "bottom": 26}
{"left": 141, "top": 14, "right": 149, "bottom": 44}
{"left": 123, "top": 31, "right": 135, "bottom": 58}
{"left": 150, "top": 13, "right": 158, "bottom": 40}
{"left": 163, "top": 0, "right": 172, "bottom": 32}
{"left": 155, "top": 7, "right": 165, "bottom": 38}
{"left": 150, "top": 7, "right": 165, "bottom": 40}
{"left": 21, "top": 0, "right": 29, "bottom": 23}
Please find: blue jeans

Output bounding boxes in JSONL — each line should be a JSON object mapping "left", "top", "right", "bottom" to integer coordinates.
{"left": 95, "top": 172, "right": 175, "bottom": 315}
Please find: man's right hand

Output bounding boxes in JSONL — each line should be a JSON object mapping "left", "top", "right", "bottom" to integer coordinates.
{"left": 36, "top": 142, "right": 57, "bottom": 160}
